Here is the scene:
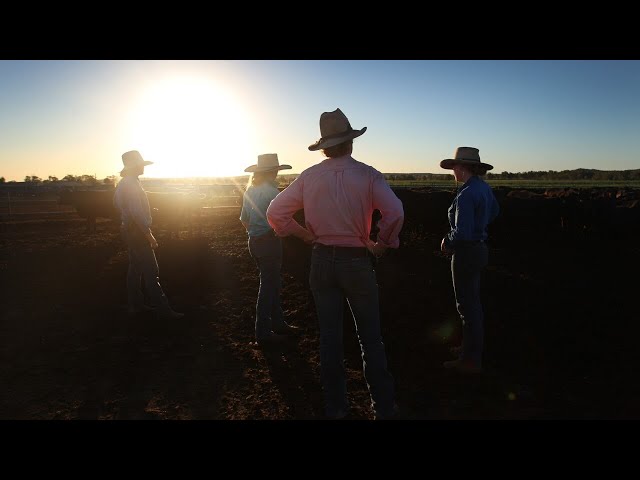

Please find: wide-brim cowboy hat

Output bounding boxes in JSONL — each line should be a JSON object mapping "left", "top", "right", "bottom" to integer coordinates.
{"left": 440, "top": 146, "right": 493, "bottom": 171}
{"left": 308, "top": 108, "right": 367, "bottom": 151}
{"left": 120, "top": 150, "right": 153, "bottom": 174}
{"left": 244, "top": 153, "right": 292, "bottom": 173}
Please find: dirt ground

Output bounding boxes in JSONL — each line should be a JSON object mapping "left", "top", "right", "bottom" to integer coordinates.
{"left": 1, "top": 205, "right": 639, "bottom": 420}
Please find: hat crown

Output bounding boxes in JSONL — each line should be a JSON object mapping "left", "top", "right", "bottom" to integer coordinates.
{"left": 308, "top": 108, "right": 367, "bottom": 151}
{"left": 257, "top": 153, "right": 280, "bottom": 169}
{"left": 244, "top": 153, "right": 291, "bottom": 173}
{"left": 122, "top": 150, "right": 144, "bottom": 167}
{"left": 453, "top": 147, "right": 481, "bottom": 163}
{"left": 319, "top": 108, "right": 353, "bottom": 138}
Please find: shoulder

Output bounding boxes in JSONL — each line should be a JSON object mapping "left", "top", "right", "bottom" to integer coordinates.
{"left": 350, "top": 157, "right": 383, "bottom": 179}
{"left": 298, "top": 164, "right": 321, "bottom": 178}
{"left": 458, "top": 182, "right": 476, "bottom": 198}
{"left": 478, "top": 178, "right": 494, "bottom": 193}
{"left": 461, "top": 178, "right": 490, "bottom": 198}
{"left": 116, "top": 177, "right": 134, "bottom": 191}
{"left": 241, "top": 186, "right": 254, "bottom": 202}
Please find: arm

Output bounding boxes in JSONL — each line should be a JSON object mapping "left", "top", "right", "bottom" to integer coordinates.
{"left": 266, "top": 176, "right": 314, "bottom": 243}
{"left": 129, "top": 185, "right": 157, "bottom": 248}
{"left": 371, "top": 172, "right": 404, "bottom": 250}
{"left": 445, "top": 190, "right": 474, "bottom": 248}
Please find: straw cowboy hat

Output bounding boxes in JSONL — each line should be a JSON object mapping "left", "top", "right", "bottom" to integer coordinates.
{"left": 308, "top": 108, "right": 367, "bottom": 151}
{"left": 120, "top": 150, "right": 154, "bottom": 174}
{"left": 440, "top": 147, "right": 493, "bottom": 171}
{"left": 244, "top": 153, "right": 292, "bottom": 173}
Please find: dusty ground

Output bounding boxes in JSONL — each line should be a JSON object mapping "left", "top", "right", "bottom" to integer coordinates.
{"left": 1, "top": 205, "right": 638, "bottom": 420}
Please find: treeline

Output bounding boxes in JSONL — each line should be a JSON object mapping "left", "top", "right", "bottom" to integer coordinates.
{"left": 4, "top": 168, "right": 640, "bottom": 185}
{"left": 487, "top": 168, "right": 640, "bottom": 181}
{"left": 4, "top": 175, "right": 118, "bottom": 185}
{"left": 383, "top": 168, "right": 640, "bottom": 182}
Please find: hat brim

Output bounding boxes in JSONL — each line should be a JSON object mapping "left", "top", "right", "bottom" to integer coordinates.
{"left": 122, "top": 160, "right": 154, "bottom": 168}
{"left": 244, "top": 164, "right": 292, "bottom": 173}
{"left": 308, "top": 127, "right": 367, "bottom": 151}
{"left": 120, "top": 161, "right": 154, "bottom": 174}
{"left": 440, "top": 159, "right": 493, "bottom": 171}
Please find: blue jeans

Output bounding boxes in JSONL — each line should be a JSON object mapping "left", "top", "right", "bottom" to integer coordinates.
{"left": 248, "top": 233, "right": 285, "bottom": 340}
{"left": 309, "top": 247, "right": 395, "bottom": 418}
{"left": 451, "top": 243, "right": 488, "bottom": 367}
{"left": 121, "top": 224, "right": 170, "bottom": 312}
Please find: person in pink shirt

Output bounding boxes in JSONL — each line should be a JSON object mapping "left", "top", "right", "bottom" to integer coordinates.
{"left": 266, "top": 108, "right": 404, "bottom": 420}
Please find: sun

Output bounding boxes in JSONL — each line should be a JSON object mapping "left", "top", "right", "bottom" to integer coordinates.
{"left": 126, "top": 76, "right": 255, "bottom": 179}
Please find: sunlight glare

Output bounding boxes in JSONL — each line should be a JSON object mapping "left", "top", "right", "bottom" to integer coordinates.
{"left": 127, "top": 76, "right": 255, "bottom": 178}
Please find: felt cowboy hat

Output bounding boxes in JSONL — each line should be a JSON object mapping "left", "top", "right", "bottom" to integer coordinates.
{"left": 308, "top": 108, "right": 367, "bottom": 151}
{"left": 120, "top": 150, "right": 154, "bottom": 174}
{"left": 440, "top": 147, "right": 493, "bottom": 171}
{"left": 244, "top": 153, "right": 292, "bottom": 173}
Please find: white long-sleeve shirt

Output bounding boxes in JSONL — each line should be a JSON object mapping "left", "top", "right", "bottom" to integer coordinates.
{"left": 113, "top": 175, "right": 152, "bottom": 234}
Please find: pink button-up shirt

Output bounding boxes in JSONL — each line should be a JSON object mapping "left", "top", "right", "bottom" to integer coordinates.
{"left": 266, "top": 155, "right": 404, "bottom": 248}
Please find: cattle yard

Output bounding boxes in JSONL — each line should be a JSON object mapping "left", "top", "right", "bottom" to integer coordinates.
{"left": 1, "top": 185, "right": 639, "bottom": 420}
{"left": 0, "top": 182, "right": 243, "bottom": 222}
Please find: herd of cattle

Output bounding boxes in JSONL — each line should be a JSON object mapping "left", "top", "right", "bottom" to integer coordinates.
{"left": 57, "top": 186, "right": 243, "bottom": 233}
{"left": 395, "top": 187, "right": 640, "bottom": 242}
{"left": 53, "top": 185, "right": 640, "bottom": 240}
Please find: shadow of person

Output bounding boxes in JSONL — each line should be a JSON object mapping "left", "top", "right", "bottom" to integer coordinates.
{"left": 259, "top": 340, "right": 325, "bottom": 420}
{"left": 73, "top": 308, "right": 160, "bottom": 420}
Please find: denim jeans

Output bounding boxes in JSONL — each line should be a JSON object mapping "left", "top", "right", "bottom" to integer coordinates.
{"left": 309, "top": 247, "right": 395, "bottom": 418}
{"left": 121, "top": 224, "right": 170, "bottom": 312}
{"left": 248, "top": 233, "right": 285, "bottom": 340}
{"left": 451, "top": 242, "right": 488, "bottom": 367}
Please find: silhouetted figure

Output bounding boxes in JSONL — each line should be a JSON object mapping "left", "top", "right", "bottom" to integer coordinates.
{"left": 267, "top": 108, "right": 404, "bottom": 420}
{"left": 440, "top": 147, "right": 499, "bottom": 373}
{"left": 113, "top": 150, "right": 183, "bottom": 320}
{"left": 240, "top": 154, "right": 298, "bottom": 347}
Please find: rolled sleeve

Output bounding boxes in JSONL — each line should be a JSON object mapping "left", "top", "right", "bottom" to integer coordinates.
{"left": 447, "top": 191, "right": 473, "bottom": 246}
{"left": 131, "top": 197, "right": 151, "bottom": 233}
{"left": 372, "top": 173, "right": 404, "bottom": 248}
{"left": 266, "top": 177, "right": 309, "bottom": 238}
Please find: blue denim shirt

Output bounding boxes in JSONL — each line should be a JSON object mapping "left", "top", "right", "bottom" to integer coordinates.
{"left": 445, "top": 176, "right": 499, "bottom": 248}
{"left": 240, "top": 181, "right": 280, "bottom": 237}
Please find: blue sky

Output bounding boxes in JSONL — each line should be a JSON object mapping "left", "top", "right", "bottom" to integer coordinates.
{"left": 0, "top": 60, "right": 638, "bottom": 181}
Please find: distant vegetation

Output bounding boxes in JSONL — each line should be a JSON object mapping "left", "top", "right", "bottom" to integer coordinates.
{"left": 383, "top": 168, "right": 640, "bottom": 182}
{"left": 384, "top": 170, "right": 640, "bottom": 189}
{"left": 17, "top": 174, "right": 118, "bottom": 186}
{"left": 3, "top": 168, "right": 640, "bottom": 188}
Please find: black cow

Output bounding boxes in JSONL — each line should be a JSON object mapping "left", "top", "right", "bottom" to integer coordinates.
{"left": 58, "top": 189, "right": 118, "bottom": 232}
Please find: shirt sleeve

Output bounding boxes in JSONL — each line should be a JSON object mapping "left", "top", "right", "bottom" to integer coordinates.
{"left": 129, "top": 183, "right": 152, "bottom": 234}
{"left": 446, "top": 189, "right": 474, "bottom": 246}
{"left": 371, "top": 171, "right": 404, "bottom": 248}
{"left": 266, "top": 175, "right": 309, "bottom": 238}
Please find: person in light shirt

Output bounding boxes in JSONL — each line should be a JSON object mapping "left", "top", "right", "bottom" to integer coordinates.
{"left": 113, "top": 150, "right": 183, "bottom": 320}
{"left": 240, "top": 153, "right": 298, "bottom": 347}
{"left": 267, "top": 108, "right": 404, "bottom": 420}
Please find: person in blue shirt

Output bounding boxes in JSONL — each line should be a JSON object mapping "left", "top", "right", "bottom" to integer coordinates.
{"left": 240, "top": 154, "right": 298, "bottom": 346}
{"left": 440, "top": 147, "right": 499, "bottom": 373}
{"left": 113, "top": 150, "right": 183, "bottom": 320}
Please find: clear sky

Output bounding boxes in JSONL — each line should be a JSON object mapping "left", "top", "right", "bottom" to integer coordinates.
{"left": 1, "top": 60, "right": 638, "bottom": 181}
